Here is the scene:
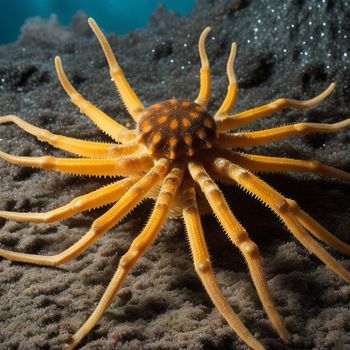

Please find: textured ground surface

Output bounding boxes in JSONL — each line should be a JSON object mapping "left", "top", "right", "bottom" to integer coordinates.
{"left": 0, "top": 0, "right": 350, "bottom": 349}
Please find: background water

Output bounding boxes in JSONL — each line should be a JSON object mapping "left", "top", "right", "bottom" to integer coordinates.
{"left": 0, "top": 0, "right": 195, "bottom": 45}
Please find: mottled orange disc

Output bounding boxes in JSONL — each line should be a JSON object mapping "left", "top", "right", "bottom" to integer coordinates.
{"left": 137, "top": 99, "right": 217, "bottom": 159}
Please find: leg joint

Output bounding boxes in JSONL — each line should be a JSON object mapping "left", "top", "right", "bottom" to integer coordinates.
{"left": 274, "top": 198, "right": 290, "bottom": 213}
{"left": 294, "top": 123, "right": 308, "bottom": 133}
{"left": 286, "top": 198, "right": 299, "bottom": 213}
{"left": 239, "top": 241, "right": 259, "bottom": 258}
{"left": 40, "top": 156, "right": 55, "bottom": 170}
{"left": 309, "top": 160, "right": 321, "bottom": 171}
{"left": 120, "top": 249, "right": 138, "bottom": 269}
{"left": 194, "top": 259, "right": 212, "bottom": 274}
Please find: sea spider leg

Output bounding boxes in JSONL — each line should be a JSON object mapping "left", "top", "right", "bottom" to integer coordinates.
{"left": 194, "top": 27, "right": 211, "bottom": 109}
{"left": 0, "top": 177, "right": 139, "bottom": 223}
{"left": 216, "top": 83, "right": 335, "bottom": 132}
{"left": 0, "top": 159, "right": 171, "bottom": 266}
{"left": 211, "top": 157, "right": 350, "bottom": 283}
{"left": 0, "top": 115, "right": 142, "bottom": 158}
{"left": 286, "top": 199, "right": 350, "bottom": 255}
{"left": 182, "top": 182, "right": 266, "bottom": 350}
{"left": 188, "top": 161, "right": 291, "bottom": 343}
{"left": 65, "top": 164, "right": 184, "bottom": 350}
{"left": 215, "top": 42, "right": 238, "bottom": 117}
{"left": 218, "top": 118, "right": 350, "bottom": 147}
{"left": 215, "top": 151, "right": 350, "bottom": 254}
{"left": 0, "top": 150, "right": 153, "bottom": 176}
{"left": 88, "top": 18, "right": 144, "bottom": 121}
{"left": 55, "top": 57, "right": 134, "bottom": 143}
{"left": 220, "top": 150, "right": 350, "bottom": 182}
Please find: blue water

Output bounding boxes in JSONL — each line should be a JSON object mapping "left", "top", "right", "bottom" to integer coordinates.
{"left": 0, "top": 0, "right": 195, "bottom": 45}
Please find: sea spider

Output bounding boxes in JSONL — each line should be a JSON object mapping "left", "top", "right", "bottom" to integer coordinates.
{"left": 0, "top": 18, "right": 349, "bottom": 350}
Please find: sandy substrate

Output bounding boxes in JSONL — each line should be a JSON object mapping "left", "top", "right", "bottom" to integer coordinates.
{"left": 0, "top": 1, "right": 349, "bottom": 349}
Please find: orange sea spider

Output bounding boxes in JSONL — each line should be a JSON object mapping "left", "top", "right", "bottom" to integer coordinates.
{"left": 0, "top": 18, "right": 349, "bottom": 350}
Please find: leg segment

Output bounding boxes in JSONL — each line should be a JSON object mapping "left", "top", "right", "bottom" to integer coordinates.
{"left": 182, "top": 183, "right": 265, "bottom": 350}
{"left": 55, "top": 57, "right": 134, "bottom": 143}
{"left": 216, "top": 83, "right": 335, "bottom": 132}
{"left": 88, "top": 18, "right": 144, "bottom": 121}
{"left": 218, "top": 118, "right": 350, "bottom": 147}
{"left": 287, "top": 199, "right": 350, "bottom": 255}
{"left": 0, "top": 150, "right": 153, "bottom": 177}
{"left": 0, "top": 115, "right": 142, "bottom": 158}
{"left": 0, "top": 177, "right": 139, "bottom": 223}
{"left": 215, "top": 42, "right": 238, "bottom": 117}
{"left": 188, "top": 161, "right": 290, "bottom": 343}
{"left": 194, "top": 27, "right": 211, "bottom": 109}
{"left": 65, "top": 165, "right": 184, "bottom": 350}
{"left": 211, "top": 157, "right": 350, "bottom": 283}
{"left": 0, "top": 158, "right": 171, "bottom": 266}
{"left": 220, "top": 150, "right": 350, "bottom": 182}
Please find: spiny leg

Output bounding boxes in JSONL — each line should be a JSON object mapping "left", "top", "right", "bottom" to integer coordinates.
{"left": 0, "top": 115, "right": 142, "bottom": 158}
{"left": 0, "top": 150, "right": 153, "bottom": 177}
{"left": 188, "top": 161, "right": 290, "bottom": 343}
{"left": 0, "top": 177, "right": 139, "bottom": 223}
{"left": 211, "top": 157, "right": 350, "bottom": 283}
{"left": 194, "top": 27, "right": 211, "bottom": 109}
{"left": 0, "top": 159, "right": 171, "bottom": 266}
{"left": 182, "top": 182, "right": 265, "bottom": 350}
{"left": 88, "top": 18, "right": 144, "bottom": 121}
{"left": 286, "top": 199, "right": 350, "bottom": 255}
{"left": 211, "top": 151, "right": 350, "bottom": 255}
{"left": 215, "top": 42, "right": 238, "bottom": 117}
{"left": 55, "top": 57, "right": 134, "bottom": 143}
{"left": 216, "top": 83, "right": 335, "bottom": 132}
{"left": 219, "top": 150, "right": 350, "bottom": 182}
{"left": 65, "top": 165, "right": 184, "bottom": 350}
{"left": 218, "top": 118, "right": 350, "bottom": 148}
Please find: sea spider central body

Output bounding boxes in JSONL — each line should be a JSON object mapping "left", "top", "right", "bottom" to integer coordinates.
{"left": 0, "top": 19, "right": 350, "bottom": 350}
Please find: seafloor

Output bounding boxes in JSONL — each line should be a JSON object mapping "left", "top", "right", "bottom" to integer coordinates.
{"left": 0, "top": 0, "right": 349, "bottom": 349}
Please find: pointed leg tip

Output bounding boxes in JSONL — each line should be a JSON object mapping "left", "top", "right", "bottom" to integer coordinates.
{"left": 280, "top": 330, "right": 292, "bottom": 344}
{"left": 328, "top": 82, "right": 336, "bottom": 92}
